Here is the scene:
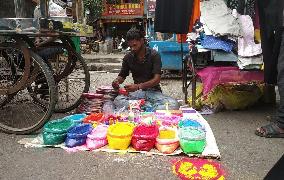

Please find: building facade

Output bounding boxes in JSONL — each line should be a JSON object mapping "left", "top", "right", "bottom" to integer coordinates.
{"left": 100, "top": 0, "right": 146, "bottom": 41}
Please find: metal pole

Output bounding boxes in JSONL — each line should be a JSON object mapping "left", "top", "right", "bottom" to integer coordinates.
{"left": 145, "top": 0, "right": 148, "bottom": 37}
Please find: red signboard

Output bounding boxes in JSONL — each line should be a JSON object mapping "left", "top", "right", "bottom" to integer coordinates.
{"left": 102, "top": 3, "right": 143, "bottom": 16}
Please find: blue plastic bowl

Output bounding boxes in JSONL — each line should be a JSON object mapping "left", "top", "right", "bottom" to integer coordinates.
{"left": 65, "top": 137, "right": 87, "bottom": 148}
{"left": 67, "top": 124, "right": 93, "bottom": 139}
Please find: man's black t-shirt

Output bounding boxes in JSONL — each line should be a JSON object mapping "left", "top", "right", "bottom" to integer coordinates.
{"left": 118, "top": 48, "right": 162, "bottom": 91}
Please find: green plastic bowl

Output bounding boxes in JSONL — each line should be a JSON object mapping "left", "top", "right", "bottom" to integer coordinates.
{"left": 178, "top": 127, "right": 206, "bottom": 154}
{"left": 179, "top": 138, "right": 206, "bottom": 154}
{"left": 42, "top": 131, "right": 66, "bottom": 145}
{"left": 43, "top": 118, "right": 78, "bottom": 134}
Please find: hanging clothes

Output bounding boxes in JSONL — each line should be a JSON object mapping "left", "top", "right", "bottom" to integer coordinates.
{"left": 226, "top": 0, "right": 256, "bottom": 19}
{"left": 188, "top": 0, "right": 201, "bottom": 33}
{"left": 238, "top": 15, "right": 262, "bottom": 57}
{"left": 200, "top": 0, "right": 241, "bottom": 37}
{"left": 154, "top": 0, "right": 194, "bottom": 34}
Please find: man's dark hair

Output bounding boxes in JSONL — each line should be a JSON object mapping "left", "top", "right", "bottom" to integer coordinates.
{"left": 126, "top": 28, "right": 144, "bottom": 41}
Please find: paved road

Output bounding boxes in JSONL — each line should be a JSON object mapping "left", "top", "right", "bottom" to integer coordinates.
{"left": 1, "top": 71, "right": 284, "bottom": 180}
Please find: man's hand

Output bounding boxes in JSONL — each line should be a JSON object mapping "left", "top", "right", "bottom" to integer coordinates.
{"left": 112, "top": 79, "right": 120, "bottom": 89}
{"left": 124, "top": 84, "right": 139, "bottom": 92}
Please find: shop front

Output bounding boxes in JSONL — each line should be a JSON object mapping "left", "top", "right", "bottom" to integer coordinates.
{"left": 99, "top": 0, "right": 145, "bottom": 51}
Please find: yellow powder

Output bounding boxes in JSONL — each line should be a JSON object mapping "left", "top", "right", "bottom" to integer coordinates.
{"left": 110, "top": 122, "right": 134, "bottom": 136}
{"left": 159, "top": 130, "right": 176, "bottom": 139}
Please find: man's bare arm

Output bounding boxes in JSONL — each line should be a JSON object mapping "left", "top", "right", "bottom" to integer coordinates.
{"left": 124, "top": 74, "right": 161, "bottom": 92}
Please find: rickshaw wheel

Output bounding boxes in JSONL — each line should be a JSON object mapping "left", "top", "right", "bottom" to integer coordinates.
{"left": 0, "top": 49, "right": 57, "bottom": 134}
{"left": 53, "top": 51, "right": 90, "bottom": 113}
{"left": 38, "top": 41, "right": 90, "bottom": 113}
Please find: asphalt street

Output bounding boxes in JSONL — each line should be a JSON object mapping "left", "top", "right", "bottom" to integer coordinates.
{"left": 0, "top": 71, "right": 284, "bottom": 180}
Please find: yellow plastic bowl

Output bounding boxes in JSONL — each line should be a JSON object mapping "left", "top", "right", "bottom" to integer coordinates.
{"left": 107, "top": 122, "right": 135, "bottom": 150}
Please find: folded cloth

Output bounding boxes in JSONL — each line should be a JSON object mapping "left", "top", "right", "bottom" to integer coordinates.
{"left": 238, "top": 15, "right": 262, "bottom": 57}
{"left": 237, "top": 55, "right": 263, "bottom": 69}
{"left": 212, "top": 50, "right": 238, "bottom": 62}
{"left": 201, "top": 35, "right": 234, "bottom": 52}
{"left": 197, "top": 66, "right": 264, "bottom": 95}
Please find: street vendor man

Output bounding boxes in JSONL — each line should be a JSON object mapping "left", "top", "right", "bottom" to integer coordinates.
{"left": 112, "top": 28, "right": 180, "bottom": 111}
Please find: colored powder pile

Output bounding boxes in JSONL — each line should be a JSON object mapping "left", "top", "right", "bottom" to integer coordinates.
{"left": 159, "top": 129, "right": 176, "bottom": 139}
{"left": 84, "top": 113, "right": 104, "bottom": 123}
{"left": 172, "top": 158, "right": 226, "bottom": 180}
{"left": 110, "top": 122, "right": 134, "bottom": 136}
{"left": 179, "top": 119, "right": 201, "bottom": 128}
{"left": 179, "top": 128, "right": 206, "bottom": 140}
{"left": 134, "top": 125, "right": 158, "bottom": 136}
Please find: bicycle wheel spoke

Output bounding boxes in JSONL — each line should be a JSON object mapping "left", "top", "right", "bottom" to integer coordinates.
{"left": 0, "top": 43, "right": 56, "bottom": 134}
{"left": 41, "top": 42, "right": 90, "bottom": 113}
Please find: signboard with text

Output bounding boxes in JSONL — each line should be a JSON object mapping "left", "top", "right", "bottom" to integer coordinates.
{"left": 148, "top": 0, "right": 156, "bottom": 17}
{"left": 102, "top": 3, "right": 143, "bottom": 16}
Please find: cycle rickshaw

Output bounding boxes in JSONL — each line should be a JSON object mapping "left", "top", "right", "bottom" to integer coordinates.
{"left": 0, "top": 0, "right": 90, "bottom": 134}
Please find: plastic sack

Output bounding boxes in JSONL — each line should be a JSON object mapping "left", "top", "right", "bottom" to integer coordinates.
{"left": 43, "top": 118, "right": 77, "bottom": 134}
{"left": 65, "top": 114, "right": 87, "bottom": 123}
{"left": 65, "top": 137, "right": 86, "bottom": 148}
{"left": 86, "top": 125, "right": 108, "bottom": 150}
{"left": 107, "top": 122, "right": 135, "bottom": 150}
{"left": 65, "top": 124, "right": 93, "bottom": 148}
{"left": 131, "top": 125, "right": 159, "bottom": 151}
{"left": 204, "top": 83, "right": 264, "bottom": 111}
{"left": 178, "top": 127, "right": 206, "bottom": 154}
{"left": 155, "top": 141, "right": 180, "bottom": 154}
{"left": 83, "top": 113, "right": 104, "bottom": 124}
{"left": 155, "top": 127, "right": 179, "bottom": 154}
{"left": 129, "top": 99, "right": 145, "bottom": 111}
{"left": 42, "top": 131, "right": 66, "bottom": 145}
{"left": 102, "top": 101, "right": 115, "bottom": 115}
